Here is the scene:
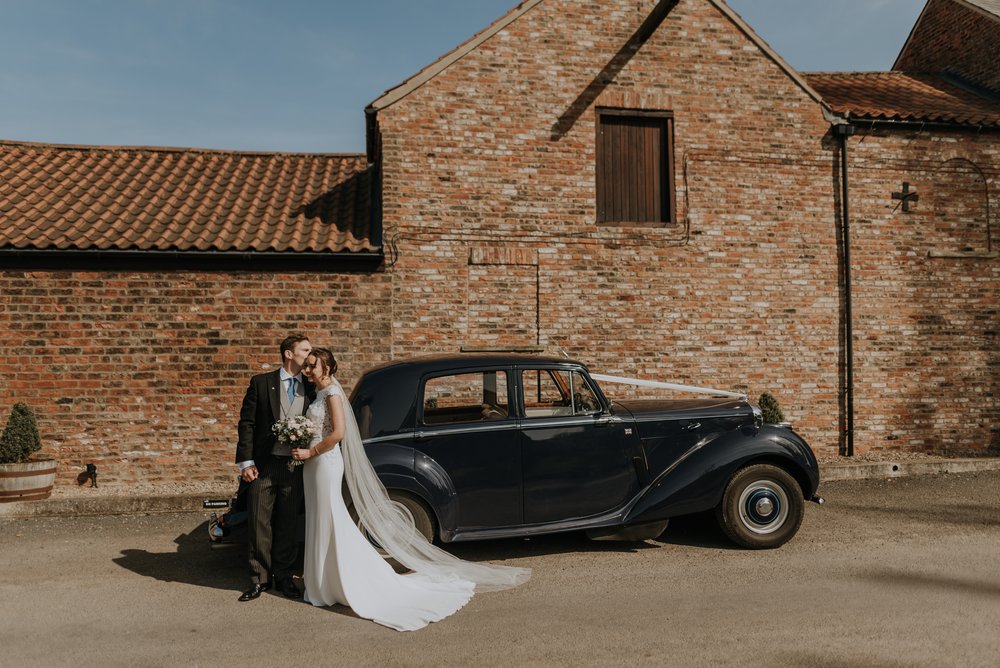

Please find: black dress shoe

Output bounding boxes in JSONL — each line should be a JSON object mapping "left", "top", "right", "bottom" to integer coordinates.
{"left": 238, "top": 582, "right": 271, "bottom": 602}
{"left": 277, "top": 578, "right": 302, "bottom": 599}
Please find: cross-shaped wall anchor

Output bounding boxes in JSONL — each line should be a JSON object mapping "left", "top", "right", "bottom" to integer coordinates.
{"left": 892, "top": 182, "right": 919, "bottom": 212}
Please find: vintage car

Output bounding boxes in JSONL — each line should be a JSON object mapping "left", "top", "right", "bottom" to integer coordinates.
{"left": 348, "top": 354, "right": 822, "bottom": 550}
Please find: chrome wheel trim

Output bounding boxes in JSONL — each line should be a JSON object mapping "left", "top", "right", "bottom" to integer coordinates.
{"left": 737, "top": 479, "right": 789, "bottom": 535}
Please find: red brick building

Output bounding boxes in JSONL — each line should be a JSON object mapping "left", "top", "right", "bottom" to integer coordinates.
{"left": 0, "top": 146, "right": 388, "bottom": 485}
{"left": 1, "top": 0, "right": 997, "bottom": 488}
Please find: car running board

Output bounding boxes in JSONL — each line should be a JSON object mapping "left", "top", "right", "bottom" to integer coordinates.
{"left": 586, "top": 519, "right": 669, "bottom": 542}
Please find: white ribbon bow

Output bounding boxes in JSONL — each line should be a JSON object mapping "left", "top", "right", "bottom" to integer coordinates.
{"left": 590, "top": 373, "right": 747, "bottom": 400}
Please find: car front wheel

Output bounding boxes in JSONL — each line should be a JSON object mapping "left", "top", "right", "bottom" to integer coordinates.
{"left": 716, "top": 464, "right": 804, "bottom": 549}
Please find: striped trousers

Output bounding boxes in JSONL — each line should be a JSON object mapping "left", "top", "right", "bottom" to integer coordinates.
{"left": 246, "top": 459, "right": 303, "bottom": 584}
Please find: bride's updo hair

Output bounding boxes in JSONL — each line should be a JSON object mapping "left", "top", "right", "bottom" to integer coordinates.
{"left": 310, "top": 347, "right": 337, "bottom": 377}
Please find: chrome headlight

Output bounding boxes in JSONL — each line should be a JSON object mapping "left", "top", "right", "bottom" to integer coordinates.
{"left": 752, "top": 404, "right": 764, "bottom": 430}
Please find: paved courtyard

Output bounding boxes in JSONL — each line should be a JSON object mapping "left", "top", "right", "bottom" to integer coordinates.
{"left": 1, "top": 471, "right": 998, "bottom": 667}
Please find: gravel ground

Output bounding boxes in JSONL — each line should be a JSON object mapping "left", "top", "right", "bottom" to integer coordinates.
{"left": 2, "top": 471, "right": 998, "bottom": 667}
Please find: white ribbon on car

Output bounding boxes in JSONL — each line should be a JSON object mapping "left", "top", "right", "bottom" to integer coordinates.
{"left": 590, "top": 373, "right": 747, "bottom": 400}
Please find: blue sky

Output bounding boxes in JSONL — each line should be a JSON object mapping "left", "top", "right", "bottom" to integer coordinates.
{"left": 0, "top": 0, "right": 925, "bottom": 153}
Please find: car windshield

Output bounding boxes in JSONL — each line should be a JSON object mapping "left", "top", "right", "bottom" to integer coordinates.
{"left": 521, "top": 369, "right": 600, "bottom": 417}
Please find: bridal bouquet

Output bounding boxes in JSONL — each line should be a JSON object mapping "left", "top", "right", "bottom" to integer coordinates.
{"left": 272, "top": 416, "right": 317, "bottom": 470}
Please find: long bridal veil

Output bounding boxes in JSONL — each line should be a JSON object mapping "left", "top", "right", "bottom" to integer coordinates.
{"left": 333, "top": 379, "right": 531, "bottom": 592}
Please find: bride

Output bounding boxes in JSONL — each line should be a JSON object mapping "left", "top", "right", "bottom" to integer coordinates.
{"left": 291, "top": 348, "right": 530, "bottom": 631}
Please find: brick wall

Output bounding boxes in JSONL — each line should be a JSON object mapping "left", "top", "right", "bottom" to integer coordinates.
{"left": 0, "top": 269, "right": 391, "bottom": 485}
{"left": 895, "top": 0, "right": 1000, "bottom": 93}
{"left": 377, "top": 0, "right": 846, "bottom": 453}
{"left": 844, "top": 126, "right": 1000, "bottom": 452}
{"left": 376, "top": 0, "right": 999, "bottom": 456}
{"left": 5, "top": 0, "right": 998, "bottom": 493}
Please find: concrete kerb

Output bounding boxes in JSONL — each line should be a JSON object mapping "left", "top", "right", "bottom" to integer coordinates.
{"left": 1, "top": 458, "right": 999, "bottom": 518}
{"left": 818, "top": 456, "right": 1000, "bottom": 481}
{"left": 0, "top": 492, "right": 222, "bottom": 519}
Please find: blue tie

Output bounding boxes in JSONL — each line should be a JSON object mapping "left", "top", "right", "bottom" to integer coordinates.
{"left": 287, "top": 377, "right": 297, "bottom": 403}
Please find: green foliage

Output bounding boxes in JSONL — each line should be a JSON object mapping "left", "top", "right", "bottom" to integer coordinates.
{"left": 758, "top": 393, "right": 785, "bottom": 424}
{"left": 0, "top": 403, "right": 42, "bottom": 464}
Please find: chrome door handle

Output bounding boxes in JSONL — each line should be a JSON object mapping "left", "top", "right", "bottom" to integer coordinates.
{"left": 683, "top": 422, "right": 701, "bottom": 432}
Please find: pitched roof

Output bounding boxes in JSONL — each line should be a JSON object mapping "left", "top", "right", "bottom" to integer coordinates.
{"left": 0, "top": 140, "right": 377, "bottom": 254}
{"left": 368, "top": 0, "right": 545, "bottom": 111}
{"left": 803, "top": 71, "right": 1000, "bottom": 127}
{"left": 369, "top": 0, "right": 829, "bottom": 113}
{"left": 963, "top": 0, "right": 1000, "bottom": 19}
{"left": 894, "top": 0, "right": 1000, "bottom": 73}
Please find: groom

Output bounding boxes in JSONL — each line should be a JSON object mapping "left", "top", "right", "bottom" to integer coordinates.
{"left": 235, "top": 333, "right": 316, "bottom": 602}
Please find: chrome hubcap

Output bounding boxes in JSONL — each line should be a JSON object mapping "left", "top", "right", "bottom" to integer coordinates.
{"left": 738, "top": 480, "right": 789, "bottom": 535}
{"left": 755, "top": 497, "right": 774, "bottom": 517}
{"left": 356, "top": 518, "right": 386, "bottom": 551}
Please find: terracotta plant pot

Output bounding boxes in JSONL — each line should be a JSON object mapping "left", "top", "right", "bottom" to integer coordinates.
{"left": 0, "top": 459, "right": 57, "bottom": 502}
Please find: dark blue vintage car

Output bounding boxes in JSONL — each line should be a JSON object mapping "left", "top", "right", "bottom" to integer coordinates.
{"left": 348, "top": 354, "right": 822, "bottom": 550}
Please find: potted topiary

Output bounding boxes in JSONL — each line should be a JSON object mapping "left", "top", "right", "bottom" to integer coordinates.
{"left": 0, "top": 403, "right": 57, "bottom": 502}
{"left": 758, "top": 393, "right": 786, "bottom": 425}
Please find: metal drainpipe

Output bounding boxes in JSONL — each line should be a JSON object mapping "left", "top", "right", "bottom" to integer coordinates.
{"left": 834, "top": 122, "right": 856, "bottom": 457}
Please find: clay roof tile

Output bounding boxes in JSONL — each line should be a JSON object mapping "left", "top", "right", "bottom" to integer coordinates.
{"left": 803, "top": 71, "right": 1000, "bottom": 127}
{"left": 0, "top": 140, "right": 375, "bottom": 254}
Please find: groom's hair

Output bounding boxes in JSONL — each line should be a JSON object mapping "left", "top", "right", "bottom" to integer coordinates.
{"left": 279, "top": 333, "right": 310, "bottom": 359}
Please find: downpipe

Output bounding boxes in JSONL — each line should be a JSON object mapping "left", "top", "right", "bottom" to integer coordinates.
{"left": 834, "top": 122, "right": 857, "bottom": 457}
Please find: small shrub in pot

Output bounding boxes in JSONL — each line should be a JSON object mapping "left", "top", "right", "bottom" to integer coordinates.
{"left": 758, "top": 393, "right": 785, "bottom": 425}
{"left": 0, "top": 403, "right": 43, "bottom": 464}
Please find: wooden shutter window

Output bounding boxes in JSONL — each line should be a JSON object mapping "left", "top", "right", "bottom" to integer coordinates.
{"left": 596, "top": 109, "right": 675, "bottom": 225}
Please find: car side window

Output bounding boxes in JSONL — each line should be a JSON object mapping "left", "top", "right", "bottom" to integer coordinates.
{"left": 422, "top": 371, "right": 509, "bottom": 425}
{"left": 570, "top": 372, "right": 601, "bottom": 414}
{"left": 521, "top": 369, "right": 601, "bottom": 418}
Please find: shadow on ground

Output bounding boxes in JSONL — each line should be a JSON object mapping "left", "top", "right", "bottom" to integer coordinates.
{"left": 447, "top": 511, "right": 738, "bottom": 562}
{"left": 654, "top": 512, "right": 738, "bottom": 550}
{"left": 111, "top": 511, "right": 736, "bottom": 592}
{"left": 862, "top": 569, "right": 1000, "bottom": 599}
{"left": 113, "top": 519, "right": 246, "bottom": 592}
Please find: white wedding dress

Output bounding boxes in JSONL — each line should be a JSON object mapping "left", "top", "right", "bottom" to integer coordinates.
{"left": 302, "top": 383, "right": 528, "bottom": 631}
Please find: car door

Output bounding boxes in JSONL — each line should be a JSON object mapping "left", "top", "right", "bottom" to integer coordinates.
{"left": 517, "top": 366, "right": 638, "bottom": 525}
{"left": 415, "top": 367, "right": 522, "bottom": 530}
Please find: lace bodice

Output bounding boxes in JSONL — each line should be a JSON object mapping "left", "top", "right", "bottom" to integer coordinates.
{"left": 306, "top": 384, "right": 343, "bottom": 446}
